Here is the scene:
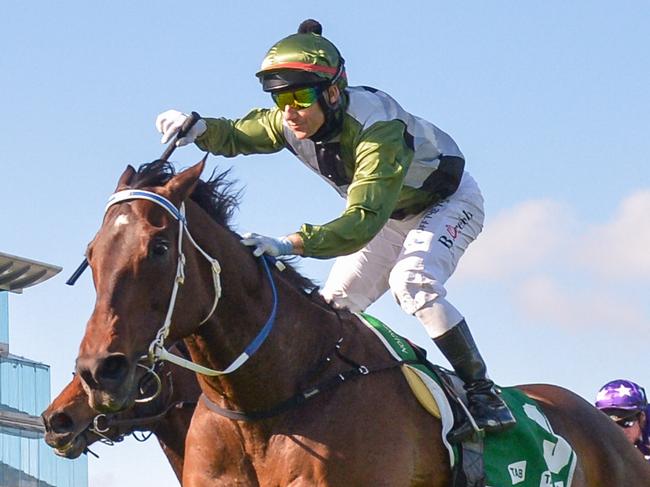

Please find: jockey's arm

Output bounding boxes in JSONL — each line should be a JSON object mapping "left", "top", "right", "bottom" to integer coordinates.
{"left": 296, "top": 121, "right": 410, "bottom": 258}
{"left": 195, "top": 108, "right": 286, "bottom": 156}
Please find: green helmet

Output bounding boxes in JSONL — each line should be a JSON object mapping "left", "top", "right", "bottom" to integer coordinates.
{"left": 256, "top": 29, "right": 347, "bottom": 93}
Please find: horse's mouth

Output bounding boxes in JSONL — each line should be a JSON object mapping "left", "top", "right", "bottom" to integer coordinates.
{"left": 53, "top": 435, "right": 87, "bottom": 459}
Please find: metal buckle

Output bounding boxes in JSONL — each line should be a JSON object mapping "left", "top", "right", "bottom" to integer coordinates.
{"left": 135, "top": 358, "right": 162, "bottom": 403}
{"left": 92, "top": 414, "right": 110, "bottom": 434}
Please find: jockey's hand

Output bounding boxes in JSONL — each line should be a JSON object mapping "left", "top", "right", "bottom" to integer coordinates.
{"left": 241, "top": 233, "right": 295, "bottom": 257}
{"left": 155, "top": 109, "right": 207, "bottom": 146}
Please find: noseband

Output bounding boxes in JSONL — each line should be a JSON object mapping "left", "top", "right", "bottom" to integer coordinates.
{"left": 90, "top": 370, "right": 195, "bottom": 443}
{"left": 104, "top": 189, "right": 280, "bottom": 377}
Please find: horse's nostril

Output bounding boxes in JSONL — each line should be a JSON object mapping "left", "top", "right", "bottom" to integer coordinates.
{"left": 49, "top": 412, "right": 75, "bottom": 434}
{"left": 76, "top": 353, "right": 131, "bottom": 392}
{"left": 96, "top": 354, "right": 129, "bottom": 383}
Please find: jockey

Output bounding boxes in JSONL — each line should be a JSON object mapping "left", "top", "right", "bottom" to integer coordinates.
{"left": 156, "top": 19, "right": 516, "bottom": 441}
{"left": 596, "top": 379, "right": 650, "bottom": 459}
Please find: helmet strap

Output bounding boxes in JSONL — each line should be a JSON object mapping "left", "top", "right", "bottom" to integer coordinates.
{"left": 310, "top": 87, "right": 345, "bottom": 142}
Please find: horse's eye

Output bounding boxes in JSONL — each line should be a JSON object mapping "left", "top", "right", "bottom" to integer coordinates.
{"left": 150, "top": 240, "right": 170, "bottom": 257}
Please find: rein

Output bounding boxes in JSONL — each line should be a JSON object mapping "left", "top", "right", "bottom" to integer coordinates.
{"left": 93, "top": 400, "right": 197, "bottom": 434}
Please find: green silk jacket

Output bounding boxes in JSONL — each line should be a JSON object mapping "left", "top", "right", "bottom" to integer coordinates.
{"left": 195, "top": 85, "right": 465, "bottom": 258}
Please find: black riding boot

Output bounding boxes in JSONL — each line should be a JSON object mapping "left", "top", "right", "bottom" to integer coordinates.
{"left": 434, "top": 320, "right": 516, "bottom": 443}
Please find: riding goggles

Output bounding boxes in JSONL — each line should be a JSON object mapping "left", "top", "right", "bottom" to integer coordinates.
{"left": 272, "top": 86, "right": 322, "bottom": 110}
{"left": 613, "top": 414, "right": 640, "bottom": 428}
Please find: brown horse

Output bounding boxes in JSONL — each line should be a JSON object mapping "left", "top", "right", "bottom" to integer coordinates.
{"left": 43, "top": 344, "right": 199, "bottom": 481}
{"left": 73, "top": 160, "right": 650, "bottom": 486}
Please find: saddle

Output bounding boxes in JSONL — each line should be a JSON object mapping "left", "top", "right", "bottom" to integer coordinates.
{"left": 404, "top": 342, "right": 487, "bottom": 487}
{"left": 358, "top": 313, "right": 578, "bottom": 487}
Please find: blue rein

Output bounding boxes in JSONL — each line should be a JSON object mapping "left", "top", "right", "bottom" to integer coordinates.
{"left": 243, "top": 255, "right": 280, "bottom": 359}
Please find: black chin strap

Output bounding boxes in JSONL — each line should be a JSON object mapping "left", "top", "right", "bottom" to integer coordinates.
{"left": 309, "top": 89, "right": 346, "bottom": 142}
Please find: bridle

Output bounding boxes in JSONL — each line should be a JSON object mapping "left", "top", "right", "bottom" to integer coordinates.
{"left": 103, "top": 187, "right": 281, "bottom": 379}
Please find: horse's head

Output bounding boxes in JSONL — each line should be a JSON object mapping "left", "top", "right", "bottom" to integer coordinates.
{"left": 42, "top": 375, "right": 94, "bottom": 458}
{"left": 75, "top": 159, "right": 211, "bottom": 412}
{"left": 46, "top": 342, "right": 199, "bottom": 462}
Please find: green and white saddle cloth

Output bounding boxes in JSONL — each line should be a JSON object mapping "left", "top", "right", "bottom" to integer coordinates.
{"left": 358, "top": 313, "right": 578, "bottom": 487}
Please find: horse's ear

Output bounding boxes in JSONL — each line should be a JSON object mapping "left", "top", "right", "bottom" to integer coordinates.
{"left": 165, "top": 158, "right": 206, "bottom": 202}
{"left": 115, "top": 165, "right": 136, "bottom": 191}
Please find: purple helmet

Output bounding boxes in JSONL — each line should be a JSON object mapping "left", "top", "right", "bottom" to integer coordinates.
{"left": 595, "top": 379, "right": 647, "bottom": 411}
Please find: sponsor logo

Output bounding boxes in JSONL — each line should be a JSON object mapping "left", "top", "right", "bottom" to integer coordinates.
{"left": 539, "top": 471, "right": 564, "bottom": 487}
{"left": 417, "top": 201, "right": 446, "bottom": 229}
{"left": 507, "top": 460, "right": 527, "bottom": 485}
{"left": 437, "top": 209, "right": 473, "bottom": 249}
{"left": 385, "top": 327, "right": 409, "bottom": 355}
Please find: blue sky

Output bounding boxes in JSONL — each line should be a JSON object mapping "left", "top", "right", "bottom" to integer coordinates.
{"left": 2, "top": 1, "right": 649, "bottom": 485}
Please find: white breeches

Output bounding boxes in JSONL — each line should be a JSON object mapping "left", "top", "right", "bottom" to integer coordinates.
{"left": 321, "top": 171, "right": 485, "bottom": 338}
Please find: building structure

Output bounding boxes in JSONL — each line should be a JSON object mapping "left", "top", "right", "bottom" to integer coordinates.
{"left": 0, "top": 251, "right": 87, "bottom": 487}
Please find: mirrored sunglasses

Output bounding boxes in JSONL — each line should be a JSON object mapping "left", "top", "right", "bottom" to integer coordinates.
{"left": 272, "top": 86, "right": 321, "bottom": 110}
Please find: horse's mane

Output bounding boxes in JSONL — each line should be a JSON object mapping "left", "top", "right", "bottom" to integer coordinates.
{"left": 131, "top": 159, "right": 237, "bottom": 226}
{"left": 129, "top": 160, "right": 319, "bottom": 294}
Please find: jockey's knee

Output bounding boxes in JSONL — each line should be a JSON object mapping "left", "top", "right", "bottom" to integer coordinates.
{"left": 388, "top": 265, "right": 446, "bottom": 314}
{"left": 388, "top": 266, "right": 462, "bottom": 337}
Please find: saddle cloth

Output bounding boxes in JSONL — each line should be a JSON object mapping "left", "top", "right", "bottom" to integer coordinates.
{"left": 358, "top": 313, "right": 578, "bottom": 487}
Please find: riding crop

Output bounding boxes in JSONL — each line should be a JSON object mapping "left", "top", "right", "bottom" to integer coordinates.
{"left": 66, "top": 112, "right": 202, "bottom": 286}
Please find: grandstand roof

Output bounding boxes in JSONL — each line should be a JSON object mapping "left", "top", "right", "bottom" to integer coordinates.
{"left": 0, "top": 252, "right": 61, "bottom": 293}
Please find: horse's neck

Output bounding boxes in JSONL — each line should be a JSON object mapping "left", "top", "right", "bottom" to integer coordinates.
{"left": 182, "top": 204, "right": 344, "bottom": 411}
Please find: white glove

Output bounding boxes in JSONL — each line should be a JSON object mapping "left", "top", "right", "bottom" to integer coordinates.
{"left": 241, "top": 233, "right": 295, "bottom": 257}
{"left": 155, "top": 109, "right": 207, "bottom": 147}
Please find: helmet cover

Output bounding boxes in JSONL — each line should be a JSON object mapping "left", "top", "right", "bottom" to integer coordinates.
{"left": 256, "top": 21, "right": 346, "bottom": 92}
{"left": 595, "top": 379, "right": 648, "bottom": 412}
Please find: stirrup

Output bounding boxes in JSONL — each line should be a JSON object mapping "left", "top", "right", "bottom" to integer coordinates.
{"left": 447, "top": 392, "right": 516, "bottom": 444}
{"left": 447, "top": 409, "right": 516, "bottom": 444}
{"left": 446, "top": 396, "right": 485, "bottom": 444}
{"left": 447, "top": 420, "right": 484, "bottom": 444}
